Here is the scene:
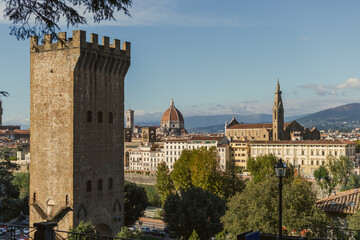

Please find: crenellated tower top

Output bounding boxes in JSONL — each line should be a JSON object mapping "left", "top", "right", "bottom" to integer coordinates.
{"left": 30, "top": 30, "right": 130, "bottom": 57}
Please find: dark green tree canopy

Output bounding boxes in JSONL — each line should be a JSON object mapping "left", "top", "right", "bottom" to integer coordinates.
{"left": 221, "top": 176, "right": 328, "bottom": 237}
{"left": 247, "top": 154, "right": 294, "bottom": 183}
{"left": 163, "top": 187, "right": 226, "bottom": 240}
{"left": 124, "top": 181, "right": 149, "bottom": 226}
{"left": 3, "top": 0, "right": 132, "bottom": 40}
{"left": 155, "top": 161, "right": 174, "bottom": 203}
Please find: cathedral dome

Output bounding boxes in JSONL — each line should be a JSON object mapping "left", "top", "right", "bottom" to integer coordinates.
{"left": 161, "top": 99, "right": 184, "bottom": 129}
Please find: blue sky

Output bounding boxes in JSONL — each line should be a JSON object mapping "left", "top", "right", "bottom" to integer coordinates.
{"left": 1, "top": 0, "right": 360, "bottom": 125}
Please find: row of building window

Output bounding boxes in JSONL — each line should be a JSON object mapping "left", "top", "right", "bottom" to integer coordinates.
{"left": 87, "top": 178, "right": 113, "bottom": 192}
{"left": 87, "top": 111, "right": 113, "bottom": 123}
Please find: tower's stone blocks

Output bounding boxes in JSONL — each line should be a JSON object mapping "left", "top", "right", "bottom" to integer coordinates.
{"left": 29, "top": 30, "right": 130, "bottom": 235}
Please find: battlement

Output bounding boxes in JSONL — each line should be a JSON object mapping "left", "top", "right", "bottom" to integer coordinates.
{"left": 30, "top": 30, "right": 130, "bottom": 56}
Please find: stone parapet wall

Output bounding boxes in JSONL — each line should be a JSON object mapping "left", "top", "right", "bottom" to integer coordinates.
{"left": 124, "top": 171, "right": 156, "bottom": 185}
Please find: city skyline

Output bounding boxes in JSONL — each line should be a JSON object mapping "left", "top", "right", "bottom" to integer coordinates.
{"left": 1, "top": 0, "right": 360, "bottom": 126}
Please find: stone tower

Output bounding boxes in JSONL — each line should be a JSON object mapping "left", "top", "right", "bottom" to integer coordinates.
{"left": 29, "top": 30, "right": 130, "bottom": 235}
{"left": 125, "top": 109, "right": 134, "bottom": 129}
{"left": 0, "top": 100, "right": 2, "bottom": 126}
{"left": 272, "top": 80, "right": 284, "bottom": 141}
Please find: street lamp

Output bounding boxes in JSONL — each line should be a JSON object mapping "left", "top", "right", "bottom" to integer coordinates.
{"left": 275, "top": 158, "right": 287, "bottom": 240}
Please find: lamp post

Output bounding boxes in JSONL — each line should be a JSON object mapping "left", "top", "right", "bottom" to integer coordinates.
{"left": 275, "top": 158, "right": 287, "bottom": 240}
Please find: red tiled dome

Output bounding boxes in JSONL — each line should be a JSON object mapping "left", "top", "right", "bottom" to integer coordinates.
{"left": 161, "top": 99, "right": 184, "bottom": 123}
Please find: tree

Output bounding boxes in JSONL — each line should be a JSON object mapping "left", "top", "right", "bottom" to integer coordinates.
{"left": 189, "top": 230, "right": 200, "bottom": 240}
{"left": 247, "top": 154, "right": 294, "bottom": 184}
{"left": 348, "top": 210, "right": 360, "bottom": 239}
{"left": 12, "top": 172, "right": 30, "bottom": 199}
{"left": 69, "top": 221, "right": 96, "bottom": 239}
{"left": 124, "top": 181, "right": 149, "bottom": 226}
{"left": 221, "top": 176, "right": 327, "bottom": 237}
{"left": 0, "top": 159, "right": 23, "bottom": 221}
{"left": 117, "top": 227, "right": 137, "bottom": 239}
{"left": 170, "top": 149, "right": 193, "bottom": 190}
{"left": 313, "top": 165, "right": 336, "bottom": 196}
{"left": 163, "top": 187, "right": 226, "bottom": 240}
{"left": 170, "top": 147, "right": 244, "bottom": 199}
{"left": 327, "top": 155, "right": 355, "bottom": 191}
{"left": 155, "top": 162, "right": 174, "bottom": 203}
{"left": 0, "top": 148, "right": 13, "bottom": 160}
{"left": 3, "top": 0, "right": 132, "bottom": 40}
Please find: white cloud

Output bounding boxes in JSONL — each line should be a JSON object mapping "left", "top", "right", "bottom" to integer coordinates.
{"left": 336, "top": 78, "right": 360, "bottom": 90}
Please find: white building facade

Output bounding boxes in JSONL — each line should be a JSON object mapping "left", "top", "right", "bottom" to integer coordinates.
{"left": 249, "top": 140, "right": 356, "bottom": 178}
{"left": 164, "top": 136, "right": 229, "bottom": 171}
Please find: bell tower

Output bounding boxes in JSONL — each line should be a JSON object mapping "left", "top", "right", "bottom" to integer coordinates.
{"left": 272, "top": 80, "right": 284, "bottom": 141}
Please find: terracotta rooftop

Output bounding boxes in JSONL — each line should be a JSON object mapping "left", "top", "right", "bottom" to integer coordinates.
{"left": 227, "top": 122, "right": 291, "bottom": 130}
{"left": 316, "top": 188, "right": 360, "bottom": 214}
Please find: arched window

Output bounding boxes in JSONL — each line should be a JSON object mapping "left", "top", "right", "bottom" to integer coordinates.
{"left": 87, "top": 111, "right": 92, "bottom": 122}
{"left": 109, "top": 112, "right": 113, "bottom": 123}
{"left": 98, "top": 111, "right": 103, "bottom": 123}
{"left": 87, "top": 181, "right": 92, "bottom": 192}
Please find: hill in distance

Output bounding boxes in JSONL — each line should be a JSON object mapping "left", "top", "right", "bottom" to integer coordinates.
{"left": 296, "top": 103, "right": 360, "bottom": 130}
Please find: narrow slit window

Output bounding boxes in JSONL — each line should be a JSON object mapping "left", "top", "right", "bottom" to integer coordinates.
{"left": 98, "top": 179, "right": 103, "bottom": 190}
{"left": 109, "top": 112, "right": 113, "bottom": 123}
{"left": 87, "top": 181, "right": 92, "bottom": 192}
{"left": 98, "top": 111, "right": 103, "bottom": 123}
{"left": 87, "top": 111, "right": 92, "bottom": 122}
{"left": 109, "top": 178, "right": 113, "bottom": 189}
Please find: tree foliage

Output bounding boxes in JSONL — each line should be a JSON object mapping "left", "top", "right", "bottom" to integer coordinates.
{"left": 0, "top": 91, "right": 9, "bottom": 100}
{"left": 314, "top": 156, "right": 360, "bottom": 193}
{"left": 222, "top": 155, "right": 327, "bottom": 237}
{"left": 124, "top": 181, "right": 149, "bottom": 226}
{"left": 170, "top": 147, "right": 244, "bottom": 199}
{"left": 221, "top": 176, "right": 327, "bottom": 237}
{"left": 12, "top": 172, "right": 30, "bottom": 199}
{"left": 327, "top": 156, "right": 355, "bottom": 191}
{"left": 117, "top": 227, "right": 137, "bottom": 239}
{"left": 189, "top": 229, "right": 200, "bottom": 240}
{"left": 69, "top": 221, "right": 96, "bottom": 239}
{"left": 0, "top": 159, "right": 24, "bottom": 221}
{"left": 313, "top": 165, "right": 336, "bottom": 196}
{"left": 163, "top": 187, "right": 226, "bottom": 240}
{"left": 155, "top": 161, "right": 174, "bottom": 203}
{"left": 348, "top": 211, "right": 360, "bottom": 239}
{"left": 247, "top": 154, "right": 294, "bottom": 184}
{"left": 3, "top": 0, "right": 132, "bottom": 40}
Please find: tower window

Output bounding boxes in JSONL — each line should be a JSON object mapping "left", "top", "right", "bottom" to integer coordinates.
{"left": 66, "top": 195, "right": 69, "bottom": 205}
{"left": 109, "top": 178, "right": 113, "bottom": 189}
{"left": 98, "top": 179, "right": 103, "bottom": 190}
{"left": 87, "top": 111, "right": 92, "bottom": 122}
{"left": 87, "top": 181, "right": 92, "bottom": 192}
{"left": 109, "top": 112, "right": 113, "bottom": 123}
{"left": 33, "top": 192, "right": 36, "bottom": 203}
{"left": 98, "top": 111, "right": 103, "bottom": 123}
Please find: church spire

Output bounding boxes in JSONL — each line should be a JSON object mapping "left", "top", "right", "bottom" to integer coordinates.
{"left": 170, "top": 98, "right": 174, "bottom": 107}
{"left": 272, "top": 79, "right": 284, "bottom": 140}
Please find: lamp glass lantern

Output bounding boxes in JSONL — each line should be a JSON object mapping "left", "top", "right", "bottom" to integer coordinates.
{"left": 275, "top": 159, "right": 287, "bottom": 177}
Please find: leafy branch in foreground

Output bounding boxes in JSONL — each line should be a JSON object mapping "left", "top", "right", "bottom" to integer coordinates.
{"left": 3, "top": 0, "right": 132, "bottom": 40}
